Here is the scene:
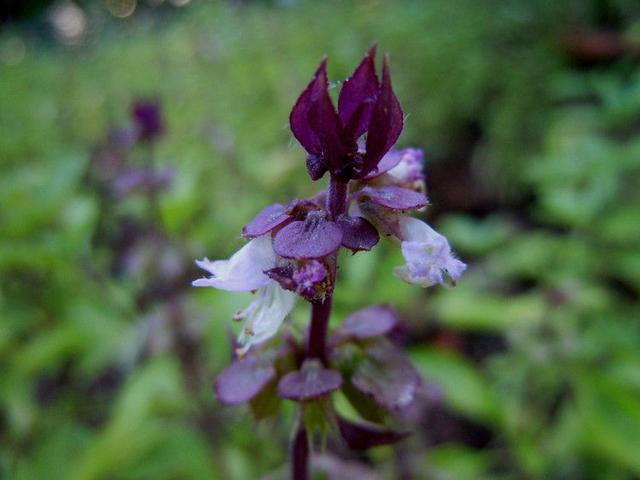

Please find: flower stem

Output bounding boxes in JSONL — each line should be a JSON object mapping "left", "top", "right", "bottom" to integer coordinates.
{"left": 291, "top": 426, "right": 309, "bottom": 480}
{"left": 295, "top": 174, "right": 348, "bottom": 478}
{"left": 306, "top": 174, "right": 348, "bottom": 363}
{"left": 307, "top": 296, "right": 332, "bottom": 364}
{"left": 327, "top": 176, "right": 348, "bottom": 219}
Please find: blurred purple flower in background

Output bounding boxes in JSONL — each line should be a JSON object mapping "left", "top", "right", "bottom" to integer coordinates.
{"left": 131, "top": 99, "right": 165, "bottom": 142}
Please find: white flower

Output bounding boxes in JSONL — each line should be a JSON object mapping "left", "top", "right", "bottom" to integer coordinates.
{"left": 192, "top": 235, "right": 275, "bottom": 291}
{"left": 193, "top": 235, "right": 295, "bottom": 354}
{"left": 393, "top": 216, "right": 466, "bottom": 288}
{"left": 235, "top": 282, "right": 296, "bottom": 355}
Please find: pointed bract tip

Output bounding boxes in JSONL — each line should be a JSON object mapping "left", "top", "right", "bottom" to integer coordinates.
{"left": 367, "top": 43, "right": 378, "bottom": 59}
{"left": 309, "top": 57, "right": 329, "bottom": 84}
{"left": 317, "top": 56, "right": 328, "bottom": 74}
{"left": 382, "top": 53, "right": 392, "bottom": 80}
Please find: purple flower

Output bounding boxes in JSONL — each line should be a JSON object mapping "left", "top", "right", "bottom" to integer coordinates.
{"left": 131, "top": 99, "right": 164, "bottom": 142}
{"left": 292, "top": 260, "right": 328, "bottom": 298}
{"left": 364, "top": 148, "right": 426, "bottom": 191}
{"left": 290, "top": 45, "right": 404, "bottom": 181}
{"left": 191, "top": 46, "right": 469, "bottom": 473}
{"left": 193, "top": 236, "right": 296, "bottom": 354}
{"left": 355, "top": 148, "right": 465, "bottom": 288}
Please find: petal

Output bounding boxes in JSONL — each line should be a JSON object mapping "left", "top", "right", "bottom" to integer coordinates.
{"left": 359, "top": 185, "right": 427, "bottom": 210}
{"left": 357, "top": 200, "right": 404, "bottom": 237}
{"left": 362, "top": 54, "right": 404, "bottom": 177}
{"left": 336, "top": 215, "right": 379, "bottom": 252}
{"left": 338, "top": 44, "right": 379, "bottom": 140}
{"left": 351, "top": 339, "right": 421, "bottom": 410}
{"left": 364, "top": 148, "right": 424, "bottom": 186}
{"left": 386, "top": 148, "right": 425, "bottom": 185}
{"left": 242, "top": 203, "right": 290, "bottom": 238}
{"left": 237, "top": 284, "right": 296, "bottom": 355}
{"left": 277, "top": 359, "right": 342, "bottom": 401}
{"left": 273, "top": 211, "right": 343, "bottom": 259}
{"left": 290, "top": 59, "right": 327, "bottom": 156}
{"left": 340, "top": 305, "right": 398, "bottom": 339}
{"left": 361, "top": 148, "right": 405, "bottom": 180}
{"left": 394, "top": 216, "right": 466, "bottom": 287}
{"left": 337, "top": 416, "right": 411, "bottom": 450}
{"left": 215, "top": 352, "right": 276, "bottom": 405}
{"left": 192, "top": 236, "right": 276, "bottom": 291}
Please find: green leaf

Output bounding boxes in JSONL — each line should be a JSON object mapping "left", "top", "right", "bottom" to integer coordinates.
{"left": 427, "top": 444, "right": 492, "bottom": 480}
{"left": 577, "top": 372, "right": 640, "bottom": 475}
{"left": 410, "top": 348, "right": 500, "bottom": 425}
{"left": 431, "top": 286, "right": 545, "bottom": 332}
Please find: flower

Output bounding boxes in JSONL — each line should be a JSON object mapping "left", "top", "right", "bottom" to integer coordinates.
{"left": 131, "top": 99, "right": 164, "bottom": 142}
{"left": 290, "top": 45, "right": 403, "bottom": 181}
{"left": 193, "top": 235, "right": 296, "bottom": 354}
{"left": 394, "top": 216, "right": 466, "bottom": 287}
{"left": 235, "top": 282, "right": 296, "bottom": 356}
{"left": 355, "top": 148, "right": 466, "bottom": 288}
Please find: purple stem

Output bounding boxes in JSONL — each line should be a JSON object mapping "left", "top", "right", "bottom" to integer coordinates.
{"left": 327, "top": 176, "right": 348, "bottom": 219}
{"left": 291, "top": 427, "right": 309, "bottom": 480}
{"left": 306, "top": 296, "right": 332, "bottom": 364}
{"left": 295, "top": 174, "right": 348, "bottom": 480}
{"left": 306, "top": 174, "right": 347, "bottom": 364}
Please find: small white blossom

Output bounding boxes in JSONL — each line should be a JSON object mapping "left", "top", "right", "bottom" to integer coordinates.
{"left": 236, "top": 282, "right": 296, "bottom": 356}
{"left": 193, "top": 235, "right": 275, "bottom": 291}
{"left": 393, "top": 216, "right": 466, "bottom": 287}
{"left": 193, "top": 235, "right": 295, "bottom": 353}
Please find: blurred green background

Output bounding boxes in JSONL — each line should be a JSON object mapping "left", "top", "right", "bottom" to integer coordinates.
{"left": 2, "top": 0, "right": 640, "bottom": 478}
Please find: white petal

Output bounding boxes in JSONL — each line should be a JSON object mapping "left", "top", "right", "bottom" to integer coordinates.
{"left": 236, "top": 283, "right": 296, "bottom": 355}
{"left": 192, "top": 235, "right": 276, "bottom": 292}
{"left": 394, "top": 216, "right": 466, "bottom": 288}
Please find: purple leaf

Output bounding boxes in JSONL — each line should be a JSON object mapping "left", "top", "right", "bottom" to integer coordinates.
{"left": 290, "top": 59, "right": 327, "bottom": 156}
{"left": 337, "top": 215, "right": 379, "bottom": 252}
{"left": 362, "top": 55, "right": 404, "bottom": 177}
{"left": 273, "top": 211, "right": 343, "bottom": 259}
{"left": 307, "top": 81, "right": 352, "bottom": 173}
{"left": 337, "top": 416, "right": 411, "bottom": 450}
{"left": 306, "top": 153, "right": 328, "bottom": 181}
{"left": 286, "top": 199, "right": 321, "bottom": 220}
{"left": 338, "top": 44, "right": 379, "bottom": 140}
{"left": 242, "top": 203, "right": 291, "bottom": 238}
{"left": 359, "top": 186, "right": 427, "bottom": 210}
{"left": 215, "top": 353, "right": 276, "bottom": 405}
{"left": 361, "top": 149, "right": 405, "bottom": 180}
{"left": 265, "top": 266, "right": 297, "bottom": 292}
{"left": 278, "top": 360, "right": 342, "bottom": 401}
{"left": 351, "top": 339, "right": 421, "bottom": 410}
{"left": 340, "top": 305, "right": 399, "bottom": 339}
